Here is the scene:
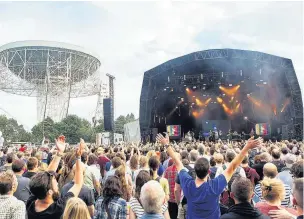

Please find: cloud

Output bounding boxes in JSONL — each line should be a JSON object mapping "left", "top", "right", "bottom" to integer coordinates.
{"left": 0, "top": 1, "right": 302, "bottom": 129}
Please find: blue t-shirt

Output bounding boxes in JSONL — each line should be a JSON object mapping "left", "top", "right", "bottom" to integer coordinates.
{"left": 157, "top": 164, "right": 165, "bottom": 176}
{"left": 179, "top": 169, "right": 227, "bottom": 219}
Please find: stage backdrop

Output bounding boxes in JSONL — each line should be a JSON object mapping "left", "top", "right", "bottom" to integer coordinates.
{"left": 202, "top": 120, "right": 231, "bottom": 136}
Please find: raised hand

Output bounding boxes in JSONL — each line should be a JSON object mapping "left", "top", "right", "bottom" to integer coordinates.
{"left": 55, "top": 135, "right": 66, "bottom": 153}
{"left": 156, "top": 133, "right": 169, "bottom": 145}
{"left": 245, "top": 136, "right": 263, "bottom": 150}
{"left": 76, "top": 138, "right": 85, "bottom": 157}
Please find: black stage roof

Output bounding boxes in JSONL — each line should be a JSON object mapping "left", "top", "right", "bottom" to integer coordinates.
{"left": 140, "top": 49, "right": 303, "bottom": 140}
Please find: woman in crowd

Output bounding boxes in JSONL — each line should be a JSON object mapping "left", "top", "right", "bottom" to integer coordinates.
{"left": 129, "top": 170, "right": 170, "bottom": 219}
{"left": 255, "top": 178, "right": 297, "bottom": 216}
{"left": 35, "top": 151, "right": 48, "bottom": 172}
{"left": 130, "top": 155, "right": 139, "bottom": 184}
{"left": 58, "top": 152, "right": 76, "bottom": 189}
{"left": 88, "top": 153, "right": 102, "bottom": 183}
{"left": 63, "top": 197, "right": 91, "bottom": 219}
{"left": 115, "top": 164, "right": 132, "bottom": 202}
{"left": 94, "top": 175, "right": 127, "bottom": 219}
{"left": 148, "top": 155, "right": 169, "bottom": 201}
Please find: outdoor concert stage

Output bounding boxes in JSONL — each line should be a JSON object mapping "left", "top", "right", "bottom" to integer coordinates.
{"left": 139, "top": 49, "right": 303, "bottom": 141}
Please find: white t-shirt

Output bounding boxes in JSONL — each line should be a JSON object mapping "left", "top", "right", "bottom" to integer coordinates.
{"left": 215, "top": 163, "right": 246, "bottom": 178}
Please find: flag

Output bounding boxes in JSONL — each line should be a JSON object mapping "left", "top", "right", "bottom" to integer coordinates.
{"left": 255, "top": 123, "right": 270, "bottom": 135}
{"left": 167, "top": 125, "right": 181, "bottom": 137}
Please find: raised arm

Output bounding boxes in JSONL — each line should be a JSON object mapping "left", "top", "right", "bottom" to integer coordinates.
{"left": 68, "top": 138, "right": 85, "bottom": 197}
{"left": 47, "top": 135, "right": 66, "bottom": 172}
{"left": 223, "top": 137, "right": 262, "bottom": 182}
{"left": 156, "top": 133, "right": 184, "bottom": 172}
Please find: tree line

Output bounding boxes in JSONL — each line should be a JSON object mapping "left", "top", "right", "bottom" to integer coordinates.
{"left": 0, "top": 113, "right": 136, "bottom": 144}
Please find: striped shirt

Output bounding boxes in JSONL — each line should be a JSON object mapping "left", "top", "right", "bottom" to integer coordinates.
{"left": 254, "top": 183, "right": 291, "bottom": 206}
{"left": 130, "top": 197, "right": 168, "bottom": 218}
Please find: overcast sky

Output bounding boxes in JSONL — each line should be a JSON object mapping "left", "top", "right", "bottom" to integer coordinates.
{"left": 0, "top": 1, "right": 303, "bottom": 130}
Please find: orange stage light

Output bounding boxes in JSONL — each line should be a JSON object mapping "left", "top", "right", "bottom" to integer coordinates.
{"left": 195, "top": 98, "right": 204, "bottom": 106}
{"left": 219, "top": 85, "right": 240, "bottom": 96}
{"left": 280, "top": 98, "right": 291, "bottom": 113}
{"left": 248, "top": 95, "right": 261, "bottom": 107}
{"left": 216, "top": 97, "right": 223, "bottom": 104}
{"left": 205, "top": 98, "right": 212, "bottom": 106}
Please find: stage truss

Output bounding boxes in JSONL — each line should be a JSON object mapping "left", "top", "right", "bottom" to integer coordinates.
{"left": 140, "top": 49, "right": 303, "bottom": 140}
{"left": 0, "top": 41, "right": 101, "bottom": 122}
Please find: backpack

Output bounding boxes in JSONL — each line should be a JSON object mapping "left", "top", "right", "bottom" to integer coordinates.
{"left": 220, "top": 165, "right": 241, "bottom": 207}
{"left": 184, "top": 164, "right": 196, "bottom": 179}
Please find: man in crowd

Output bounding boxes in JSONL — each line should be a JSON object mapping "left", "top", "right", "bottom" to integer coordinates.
{"left": 271, "top": 148, "right": 286, "bottom": 172}
{"left": 277, "top": 154, "right": 297, "bottom": 189}
{"left": 19, "top": 144, "right": 26, "bottom": 153}
{"left": 0, "top": 153, "right": 15, "bottom": 172}
{"left": 253, "top": 152, "right": 272, "bottom": 179}
{"left": 140, "top": 180, "right": 166, "bottom": 219}
{"left": 220, "top": 177, "right": 269, "bottom": 219}
{"left": 0, "top": 170, "right": 26, "bottom": 219}
{"left": 12, "top": 159, "right": 31, "bottom": 204}
{"left": 26, "top": 137, "right": 85, "bottom": 219}
{"left": 103, "top": 156, "right": 122, "bottom": 183}
{"left": 156, "top": 133, "right": 262, "bottom": 219}
{"left": 164, "top": 153, "right": 180, "bottom": 219}
{"left": 241, "top": 155, "right": 260, "bottom": 185}
{"left": 23, "top": 157, "right": 39, "bottom": 179}
{"left": 96, "top": 147, "right": 110, "bottom": 178}
{"left": 0, "top": 147, "right": 8, "bottom": 166}
{"left": 215, "top": 149, "right": 246, "bottom": 178}
{"left": 254, "top": 163, "right": 291, "bottom": 206}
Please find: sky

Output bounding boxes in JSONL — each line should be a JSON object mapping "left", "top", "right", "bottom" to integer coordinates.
{"left": 0, "top": 1, "right": 303, "bottom": 130}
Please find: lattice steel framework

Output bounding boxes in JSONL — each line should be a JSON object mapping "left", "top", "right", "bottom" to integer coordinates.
{"left": 140, "top": 49, "right": 303, "bottom": 140}
{"left": 0, "top": 41, "right": 101, "bottom": 122}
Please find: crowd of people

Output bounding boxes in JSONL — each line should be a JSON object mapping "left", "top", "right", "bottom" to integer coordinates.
{"left": 0, "top": 135, "right": 303, "bottom": 219}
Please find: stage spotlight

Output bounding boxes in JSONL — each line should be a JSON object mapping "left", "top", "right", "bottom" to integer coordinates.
{"left": 193, "top": 86, "right": 196, "bottom": 89}
{"left": 181, "top": 98, "right": 184, "bottom": 101}
{"left": 244, "top": 116, "right": 248, "bottom": 120}
{"left": 263, "top": 82, "right": 267, "bottom": 84}
{"left": 184, "top": 84, "right": 187, "bottom": 87}
{"left": 186, "top": 88, "right": 190, "bottom": 92}
{"left": 164, "top": 88, "right": 166, "bottom": 91}
{"left": 216, "top": 97, "right": 223, "bottom": 104}
{"left": 247, "top": 94, "right": 250, "bottom": 97}
{"left": 229, "top": 84, "right": 232, "bottom": 87}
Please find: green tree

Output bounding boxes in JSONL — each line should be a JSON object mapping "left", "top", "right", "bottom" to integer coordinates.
{"left": 0, "top": 115, "right": 32, "bottom": 142}
{"left": 56, "top": 115, "right": 94, "bottom": 143}
{"left": 31, "top": 117, "right": 58, "bottom": 143}
{"left": 114, "top": 113, "right": 136, "bottom": 134}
